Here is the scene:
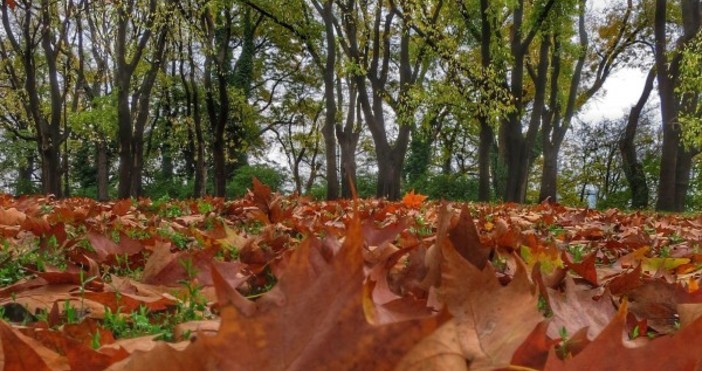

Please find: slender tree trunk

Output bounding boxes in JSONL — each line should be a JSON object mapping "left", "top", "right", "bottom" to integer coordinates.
{"left": 338, "top": 81, "right": 360, "bottom": 198}
{"left": 203, "top": 8, "right": 233, "bottom": 198}
{"left": 619, "top": 67, "right": 655, "bottom": 208}
{"left": 96, "top": 139, "right": 109, "bottom": 201}
{"left": 321, "top": 0, "right": 340, "bottom": 200}
{"left": 477, "top": 0, "right": 493, "bottom": 202}
{"left": 17, "top": 155, "right": 34, "bottom": 195}
{"left": 654, "top": 0, "right": 679, "bottom": 211}
{"left": 674, "top": 149, "right": 696, "bottom": 210}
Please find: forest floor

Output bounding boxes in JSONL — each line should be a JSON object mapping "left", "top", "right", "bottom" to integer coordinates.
{"left": 1, "top": 181, "right": 702, "bottom": 370}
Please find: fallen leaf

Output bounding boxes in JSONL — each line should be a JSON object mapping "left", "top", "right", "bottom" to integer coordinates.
{"left": 108, "top": 215, "right": 444, "bottom": 370}
{"left": 402, "top": 190, "right": 427, "bottom": 208}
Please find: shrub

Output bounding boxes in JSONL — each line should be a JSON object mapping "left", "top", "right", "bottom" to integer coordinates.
{"left": 406, "top": 173, "right": 479, "bottom": 201}
{"left": 228, "top": 165, "right": 284, "bottom": 198}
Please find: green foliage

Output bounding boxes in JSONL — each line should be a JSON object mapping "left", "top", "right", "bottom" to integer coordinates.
{"left": 677, "top": 33, "right": 702, "bottom": 149}
{"left": 227, "top": 164, "right": 284, "bottom": 198}
{"left": 406, "top": 173, "right": 480, "bottom": 201}
{"left": 143, "top": 178, "right": 194, "bottom": 200}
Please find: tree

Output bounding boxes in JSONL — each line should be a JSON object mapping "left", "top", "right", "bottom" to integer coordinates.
{"left": 619, "top": 67, "right": 656, "bottom": 208}
{"left": 339, "top": 0, "right": 435, "bottom": 199}
{"left": 538, "top": 0, "right": 648, "bottom": 203}
{"left": 114, "top": 0, "right": 170, "bottom": 198}
{"left": 654, "top": 0, "right": 701, "bottom": 211}
{"left": 0, "top": 0, "right": 75, "bottom": 197}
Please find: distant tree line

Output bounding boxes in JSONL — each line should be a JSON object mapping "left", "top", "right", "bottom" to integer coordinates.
{"left": 0, "top": 0, "right": 700, "bottom": 211}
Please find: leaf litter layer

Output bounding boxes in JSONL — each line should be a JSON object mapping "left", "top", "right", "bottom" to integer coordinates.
{"left": 1, "top": 185, "right": 702, "bottom": 370}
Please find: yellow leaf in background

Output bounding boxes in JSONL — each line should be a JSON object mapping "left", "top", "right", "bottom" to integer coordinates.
{"left": 642, "top": 257, "right": 690, "bottom": 273}
{"left": 618, "top": 246, "right": 650, "bottom": 267}
{"left": 520, "top": 245, "right": 563, "bottom": 274}
{"left": 401, "top": 190, "right": 427, "bottom": 208}
{"left": 484, "top": 222, "right": 494, "bottom": 231}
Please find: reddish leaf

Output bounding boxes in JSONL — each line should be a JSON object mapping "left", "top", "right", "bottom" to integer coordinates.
{"left": 545, "top": 300, "right": 702, "bottom": 370}
{"left": 563, "top": 251, "right": 599, "bottom": 285}
{"left": 448, "top": 206, "right": 491, "bottom": 269}
{"left": 0, "top": 320, "right": 65, "bottom": 370}
{"left": 510, "top": 321, "right": 559, "bottom": 370}
{"left": 397, "top": 238, "right": 543, "bottom": 369}
{"left": 112, "top": 199, "right": 132, "bottom": 217}
{"left": 109, "top": 217, "right": 444, "bottom": 370}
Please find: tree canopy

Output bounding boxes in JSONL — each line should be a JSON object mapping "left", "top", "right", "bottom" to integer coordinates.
{"left": 0, "top": 0, "right": 701, "bottom": 211}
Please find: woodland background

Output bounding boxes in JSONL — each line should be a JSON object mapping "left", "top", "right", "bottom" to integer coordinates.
{"left": 1, "top": 0, "right": 702, "bottom": 211}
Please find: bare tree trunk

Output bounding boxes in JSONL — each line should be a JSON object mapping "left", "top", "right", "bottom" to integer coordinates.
{"left": 338, "top": 80, "right": 360, "bottom": 198}
{"left": 620, "top": 67, "right": 655, "bottom": 208}
{"left": 654, "top": 0, "right": 700, "bottom": 211}
{"left": 321, "top": 0, "right": 339, "bottom": 200}
{"left": 115, "top": 0, "right": 168, "bottom": 198}
{"left": 96, "top": 139, "right": 109, "bottom": 201}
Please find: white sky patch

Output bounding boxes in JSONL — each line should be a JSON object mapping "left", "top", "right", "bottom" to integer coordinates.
{"left": 580, "top": 68, "right": 654, "bottom": 122}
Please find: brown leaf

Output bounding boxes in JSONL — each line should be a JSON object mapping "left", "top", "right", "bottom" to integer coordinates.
{"left": 398, "top": 238, "right": 543, "bottom": 370}
{"left": 112, "top": 199, "right": 132, "bottom": 217}
{"left": 87, "top": 231, "right": 144, "bottom": 263}
{"left": 509, "top": 321, "right": 559, "bottom": 370}
{"left": 109, "top": 216, "right": 444, "bottom": 370}
{"left": 0, "top": 320, "right": 68, "bottom": 370}
{"left": 563, "top": 251, "right": 598, "bottom": 285}
{"left": 142, "top": 244, "right": 216, "bottom": 286}
{"left": 448, "top": 206, "right": 491, "bottom": 269}
{"left": 0, "top": 207, "right": 26, "bottom": 225}
{"left": 210, "top": 260, "right": 255, "bottom": 316}
{"left": 546, "top": 276, "right": 616, "bottom": 340}
{"left": 545, "top": 300, "right": 702, "bottom": 370}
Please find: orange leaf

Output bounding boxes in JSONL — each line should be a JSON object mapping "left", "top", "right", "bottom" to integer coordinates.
{"left": 401, "top": 190, "right": 427, "bottom": 208}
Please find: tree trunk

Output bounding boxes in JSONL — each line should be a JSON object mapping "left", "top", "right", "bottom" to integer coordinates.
{"left": 321, "top": 0, "right": 339, "bottom": 200}
{"left": 203, "top": 8, "right": 233, "bottom": 198}
{"left": 226, "top": 7, "right": 256, "bottom": 180}
{"left": 192, "top": 71, "right": 207, "bottom": 199}
{"left": 477, "top": 122, "right": 494, "bottom": 201}
{"left": 654, "top": 0, "right": 679, "bottom": 211}
{"left": 115, "top": 0, "right": 168, "bottom": 199}
{"left": 477, "top": 0, "right": 493, "bottom": 202}
{"left": 338, "top": 80, "right": 360, "bottom": 198}
{"left": 654, "top": 0, "right": 700, "bottom": 211}
{"left": 17, "top": 155, "right": 34, "bottom": 195}
{"left": 674, "top": 149, "right": 696, "bottom": 211}
{"left": 96, "top": 139, "right": 109, "bottom": 201}
{"left": 619, "top": 67, "right": 655, "bottom": 209}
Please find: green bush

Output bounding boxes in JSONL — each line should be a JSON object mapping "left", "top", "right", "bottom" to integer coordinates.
{"left": 355, "top": 174, "right": 378, "bottom": 198}
{"left": 406, "top": 173, "right": 479, "bottom": 201}
{"left": 228, "top": 165, "right": 284, "bottom": 198}
{"left": 143, "top": 178, "right": 193, "bottom": 200}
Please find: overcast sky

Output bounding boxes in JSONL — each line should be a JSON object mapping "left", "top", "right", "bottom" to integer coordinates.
{"left": 581, "top": 0, "right": 655, "bottom": 123}
{"left": 580, "top": 68, "right": 652, "bottom": 122}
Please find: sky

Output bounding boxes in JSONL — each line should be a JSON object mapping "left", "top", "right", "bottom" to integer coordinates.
{"left": 580, "top": 68, "right": 653, "bottom": 122}
{"left": 581, "top": 0, "right": 656, "bottom": 122}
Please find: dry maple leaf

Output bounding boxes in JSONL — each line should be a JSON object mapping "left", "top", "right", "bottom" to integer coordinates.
{"left": 108, "top": 216, "right": 444, "bottom": 370}
{"left": 402, "top": 190, "right": 427, "bottom": 208}
{"left": 544, "top": 300, "right": 702, "bottom": 370}
{"left": 0, "top": 320, "right": 69, "bottom": 370}
{"left": 397, "top": 234, "right": 544, "bottom": 370}
{"left": 546, "top": 275, "right": 616, "bottom": 340}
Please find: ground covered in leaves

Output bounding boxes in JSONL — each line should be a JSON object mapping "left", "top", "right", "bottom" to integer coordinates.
{"left": 1, "top": 181, "right": 702, "bottom": 370}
